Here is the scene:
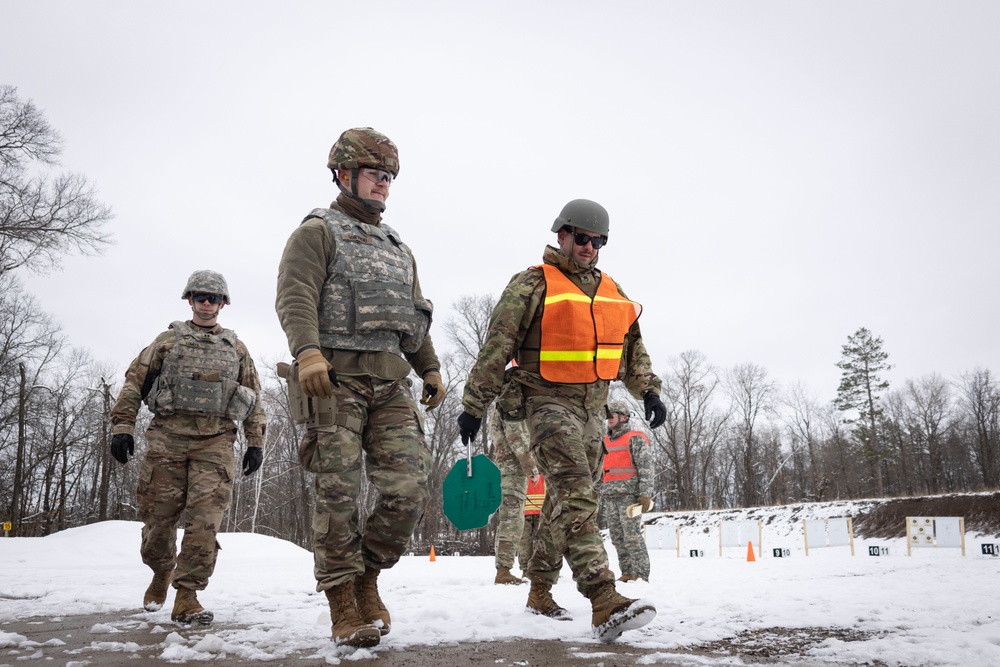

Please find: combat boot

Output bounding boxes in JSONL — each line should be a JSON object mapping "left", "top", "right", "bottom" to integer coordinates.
{"left": 143, "top": 569, "right": 174, "bottom": 611}
{"left": 587, "top": 581, "right": 656, "bottom": 642}
{"left": 525, "top": 582, "right": 572, "bottom": 621}
{"left": 494, "top": 566, "right": 525, "bottom": 585}
{"left": 170, "top": 588, "right": 214, "bottom": 625}
{"left": 354, "top": 567, "right": 391, "bottom": 636}
{"left": 326, "top": 582, "right": 380, "bottom": 647}
{"left": 617, "top": 573, "right": 637, "bottom": 583}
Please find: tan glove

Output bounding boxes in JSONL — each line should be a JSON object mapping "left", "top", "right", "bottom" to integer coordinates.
{"left": 638, "top": 495, "right": 653, "bottom": 513}
{"left": 297, "top": 348, "right": 334, "bottom": 398}
{"left": 420, "top": 370, "right": 446, "bottom": 410}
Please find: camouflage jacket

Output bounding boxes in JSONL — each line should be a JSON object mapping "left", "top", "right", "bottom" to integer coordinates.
{"left": 601, "top": 419, "right": 654, "bottom": 498}
{"left": 275, "top": 199, "right": 440, "bottom": 381}
{"left": 110, "top": 321, "right": 266, "bottom": 448}
{"left": 462, "top": 245, "right": 661, "bottom": 418}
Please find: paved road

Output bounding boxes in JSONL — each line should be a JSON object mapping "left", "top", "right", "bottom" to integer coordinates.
{"left": 3, "top": 612, "right": 679, "bottom": 666}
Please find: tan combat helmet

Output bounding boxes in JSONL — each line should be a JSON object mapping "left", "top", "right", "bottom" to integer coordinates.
{"left": 181, "top": 270, "right": 231, "bottom": 305}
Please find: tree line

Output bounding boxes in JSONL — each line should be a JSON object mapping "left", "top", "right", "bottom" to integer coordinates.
{"left": 2, "top": 86, "right": 999, "bottom": 555}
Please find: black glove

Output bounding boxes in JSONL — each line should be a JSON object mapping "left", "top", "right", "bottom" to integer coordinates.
{"left": 457, "top": 412, "right": 482, "bottom": 445}
{"left": 643, "top": 392, "right": 667, "bottom": 429}
{"left": 242, "top": 446, "right": 263, "bottom": 477}
{"left": 111, "top": 433, "right": 134, "bottom": 465}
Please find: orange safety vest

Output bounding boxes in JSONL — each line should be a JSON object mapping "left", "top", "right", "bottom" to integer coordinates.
{"left": 603, "top": 430, "right": 648, "bottom": 481}
{"left": 537, "top": 264, "right": 642, "bottom": 384}
{"left": 524, "top": 476, "right": 545, "bottom": 516}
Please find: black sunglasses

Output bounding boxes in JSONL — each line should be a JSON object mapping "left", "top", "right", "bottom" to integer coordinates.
{"left": 191, "top": 293, "right": 224, "bottom": 305}
{"left": 570, "top": 230, "right": 607, "bottom": 250}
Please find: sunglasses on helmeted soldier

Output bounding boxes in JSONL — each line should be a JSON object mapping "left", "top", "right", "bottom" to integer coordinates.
{"left": 570, "top": 231, "right": 607, "bottom": 250}
{"left": 191, "top": 293, "right": 224, "bottom": 305}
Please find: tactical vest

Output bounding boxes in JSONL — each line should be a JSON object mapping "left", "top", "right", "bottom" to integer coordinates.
{"left": 536, "top": 264, "right": 642, "bottom": 383}
{"left": 603, "top": 430, "right": 648, "bottom": 482}
{"left": 525, "top": 476, "right": 545, "bottom": 516}
{"left": 149, "top": 321, "right": 242, "bottom": 418}
{"left": 307, "top": 208, "right": 431, "bottom": 354}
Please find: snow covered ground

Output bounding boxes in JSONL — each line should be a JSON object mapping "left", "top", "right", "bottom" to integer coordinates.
{"left": 1, "top": 504, "right": 998, "bottom": 666}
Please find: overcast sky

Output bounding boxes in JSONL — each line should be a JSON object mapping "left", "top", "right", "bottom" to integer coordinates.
{"left": 4, "top": 0, "right": 999, "bottom": 401}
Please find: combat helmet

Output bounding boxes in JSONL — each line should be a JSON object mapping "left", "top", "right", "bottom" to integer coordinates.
{"left": 181, "top": 270, "right": 231, "bottom": 305}
{"left": 608, "top": 401, "right": 632, "bottom": 419}
{"left": 327, "top": 127, "right": 400, "bottom": 177}
{"left": 328, "top": 127, "right": 399, "bottom": 214}
{"left": 550, "top": 199, "right": 610, "bottom": 236}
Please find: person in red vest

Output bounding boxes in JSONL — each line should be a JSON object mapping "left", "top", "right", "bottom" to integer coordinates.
{"left": 601, "top": 401, "right": 654, "bottom": 582}
{"left": 518, "top": 473, "right": 546, "bottom": 573}
{"left": 458, "top": 199, "right": 667, "bottom": 642}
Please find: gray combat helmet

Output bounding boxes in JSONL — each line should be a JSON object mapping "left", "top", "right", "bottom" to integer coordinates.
{"left": 608, "top": 401, "right": 632, "bottom": 420}
{"left": 550, "top": 199, "right": 610, "bottom": 236}
{"left": 181, "top": 270, "right": 231, "bottom": 304}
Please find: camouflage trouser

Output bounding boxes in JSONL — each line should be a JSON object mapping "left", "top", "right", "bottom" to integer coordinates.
{"left": 494, "top": 463, "right": 528, "bottom": 569}
{"left": 604, "top": 494, "right": 650, "bottom": 579}
{"left": 137, "top": 427, "right": 236, "bottom": 590}
{"left": 517, "top": 513, "right": 541, "bottom": 573}
{"left": 299, "top": 375, "right": 430, "bottom": 591}
{"left": 523, "top": 395, "right": 614, "bottom": 595}
{"left": 492, "top": 415, "right": 529, "bottom": 569}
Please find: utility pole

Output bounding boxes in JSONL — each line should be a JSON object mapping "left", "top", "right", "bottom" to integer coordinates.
{"left": 10, "top": 364, "right": 26, "bottom": 536}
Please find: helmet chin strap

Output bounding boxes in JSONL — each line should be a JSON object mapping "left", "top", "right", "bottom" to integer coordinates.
{"left": 334, "top": 169, "right": 387, "bottom": 214}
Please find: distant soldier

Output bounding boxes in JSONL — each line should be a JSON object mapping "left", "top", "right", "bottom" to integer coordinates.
{"left": 490, "top": 400, "right": 538, "bottom": 585}
{"left": 602, "top": 401, "right": 654, "bottom": 582}
{"left": 275, "top": 127, "right": 443, "bottom": 648}
{"left": 110, "top": 270, "right": 265, "bottom": 625}
{"left": 458, "top": 199, "right": 667, "bottom": 642}
{"left": 518, "top": 473, "right": 546, "bottom": 574}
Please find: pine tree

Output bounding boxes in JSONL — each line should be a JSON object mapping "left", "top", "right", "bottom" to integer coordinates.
{"left": 834, "top": 327, "right": 892, "bottom": 495}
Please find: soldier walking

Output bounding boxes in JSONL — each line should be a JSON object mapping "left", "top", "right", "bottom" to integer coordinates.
{"left": 602, "top": 401, "right": 654, "bottom": 582}
{"left": 458, "top": 199, "right": 667, "bottom": 642}
{"left": 275, "top": 127, "right": 444, "bottom": 648}
{"left": 490, "top": 400, "right": 538, "bottom": 585}
{"left": 110, "top": 270, "right": 265, "bottom": 625}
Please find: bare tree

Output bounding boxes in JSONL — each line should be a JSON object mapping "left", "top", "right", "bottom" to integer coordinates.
{"left": 724, "top": 362, "right": 776, "bottom": 507}
{"left": 0, "top": 85, "right": 113, "bottom": 276}
{"left": 780, "top": 382, "right": 826, "bottom": 501}
{"left": 443, "top": 294, "right": 497, "bottom": 372}
{"left": 957, "top": 367, "right": 1000, "bottom": 488}
{"left": 654, "top": 350, "right": 727, "bottom": 510}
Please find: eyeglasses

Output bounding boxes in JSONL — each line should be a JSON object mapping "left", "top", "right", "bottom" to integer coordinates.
{"left": 191, "top": 293, "right": 224, "bottom": 305}
{"left": 569, "top": 230, "right": 607, "bottom": 250}
{"left": 360, "top": 168, "right": 394, "bottom": 185}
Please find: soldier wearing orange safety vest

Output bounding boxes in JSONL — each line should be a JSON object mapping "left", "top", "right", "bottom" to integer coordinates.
{"left": 459, "top": 198, "right": 667, "bottom": 642}
{"left": 601, "top": 401, "right": 654, "bottom": 582}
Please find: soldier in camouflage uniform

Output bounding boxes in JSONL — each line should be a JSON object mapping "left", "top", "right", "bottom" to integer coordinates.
{"left": 110, "top": 270, "right": 265, "bottom": 626}
{"left": 601, "top": 401, "right": 654, "bottom": 582}
{"left": 458, "top": 199, "right": 668, "bottom": 642}
{"left": 275, "top": 127, "right": 444, "bottom": 649}
{"left": 490, "top": 400, "right": 539, "bottom": 585}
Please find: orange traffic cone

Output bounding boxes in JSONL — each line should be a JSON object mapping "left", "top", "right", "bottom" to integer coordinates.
{"left": 429, "top": 546, "right": 436, "bottom": 562}
{"left": 746, "top": 541, "right": 756, "bottom": 562}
